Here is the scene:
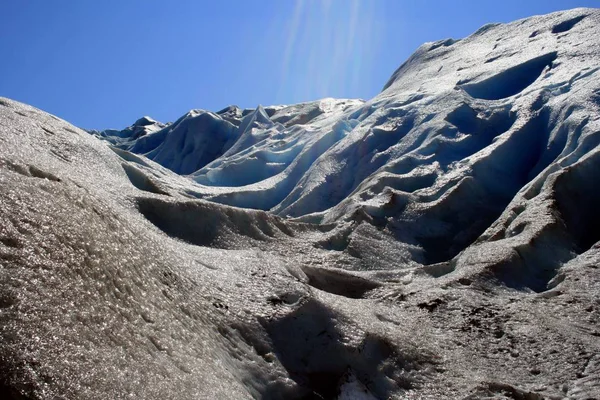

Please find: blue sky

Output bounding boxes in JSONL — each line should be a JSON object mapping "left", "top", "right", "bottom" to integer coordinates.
{"left": 1, "top": 1, "right": 597, "bottom": 129}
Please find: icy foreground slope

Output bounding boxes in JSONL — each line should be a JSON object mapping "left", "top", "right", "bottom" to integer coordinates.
{"left": 1, "top": 7, "right": 600, "bottom": 400}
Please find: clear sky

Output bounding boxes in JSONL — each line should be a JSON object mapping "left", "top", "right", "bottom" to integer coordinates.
{"left": 1, "top": 1, "right": 597, "bottom": 129}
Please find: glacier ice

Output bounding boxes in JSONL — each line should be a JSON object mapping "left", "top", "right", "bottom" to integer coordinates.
{"left": 1, "top": 7, "right": 600, "bottom": 400}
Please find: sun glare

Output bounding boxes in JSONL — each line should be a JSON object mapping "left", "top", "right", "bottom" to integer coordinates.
{"left": 278, "top": 0, "right": 382, "bottom": 103}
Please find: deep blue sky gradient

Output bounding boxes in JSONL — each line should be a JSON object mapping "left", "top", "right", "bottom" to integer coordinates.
{"left": 1, "top": 1, "right": 597, "bottom": 129}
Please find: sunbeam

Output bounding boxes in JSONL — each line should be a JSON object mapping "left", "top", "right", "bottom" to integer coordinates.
{"left": 277, "top": 0, "right": 382, "bottom": 104}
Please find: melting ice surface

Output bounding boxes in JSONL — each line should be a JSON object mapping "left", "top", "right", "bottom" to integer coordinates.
{"left": 2, "top": 8, "right": 600, "bottom": 400}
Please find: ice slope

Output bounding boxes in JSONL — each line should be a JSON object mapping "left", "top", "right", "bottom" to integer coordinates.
{"left": 0, "top": 97, "right": 438, "bottom": 400}
{"left": 1, "top": 7, "right": 599, "bottom": 400}
{"left": 93, "top": 99, "right": 363, "bottom": 177}
{"left": 88, "top": 116, "right": 167, "bottom": 148}
{"left": 96, "top": 8, "right": 600, "bottom": 269}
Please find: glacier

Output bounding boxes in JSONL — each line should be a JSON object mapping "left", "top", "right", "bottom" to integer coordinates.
{"left": 1, "top": 7, "right": 600, "bottom": 400}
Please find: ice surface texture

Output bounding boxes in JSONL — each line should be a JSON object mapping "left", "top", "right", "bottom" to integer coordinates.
{"left": 2, "top": 7, "right": 600, "bottom": 400}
